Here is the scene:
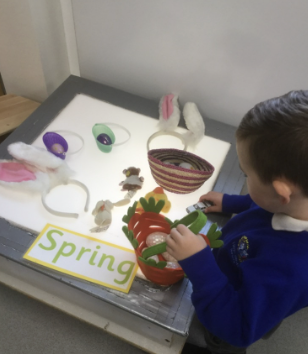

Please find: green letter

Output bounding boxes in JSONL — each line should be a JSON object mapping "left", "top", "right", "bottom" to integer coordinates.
{"left": 114, "top": 261, "right": 135, "bottom": 285}
{"left": 89, "top": 246, "right": 101, "bottom": 265}
{"left": 76, "top": 247, "right": 91, "bottom": 261}
{"left": 97, "top": 254, "right": 115, "bottom": 271}
{"left": 52, "top": 241, "right": 76, "bottom": 263}
{"left": 39, "top": 229, "right": 62, "bottom": 251}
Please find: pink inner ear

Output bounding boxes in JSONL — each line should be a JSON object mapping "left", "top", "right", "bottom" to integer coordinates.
{"left": 162, "top": 94, "right": 174, "bottom": 120}
{"left": 0, "top": 162, "right": 36, "bottom": 182}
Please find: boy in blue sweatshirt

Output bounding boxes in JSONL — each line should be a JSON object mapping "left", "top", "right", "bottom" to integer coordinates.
{"left": 166, "top": 90, "right": 308, "bottom": 354}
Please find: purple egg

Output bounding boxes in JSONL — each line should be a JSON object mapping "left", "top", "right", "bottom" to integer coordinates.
{"left": 43, "top": 132, "right": 68, "bottom": 159}
{"left": 97, "top": 133, "right": 112, "bottom": 145}
{"left": 51, "top": 143, "right": 65, "bottom": 154}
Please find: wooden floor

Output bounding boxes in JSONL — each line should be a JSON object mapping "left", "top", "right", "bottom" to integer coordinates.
{"left": 0, "top": 94, "right": 40, "bottom": 141}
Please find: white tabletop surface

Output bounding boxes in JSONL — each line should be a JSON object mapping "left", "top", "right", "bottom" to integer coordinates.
{"left": 0, "top": 93, "right": 230, "bottom": 251}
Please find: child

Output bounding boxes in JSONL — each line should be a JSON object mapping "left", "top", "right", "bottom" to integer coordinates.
{"left": 166, "top": 90, "right": 308, "bottom": 354}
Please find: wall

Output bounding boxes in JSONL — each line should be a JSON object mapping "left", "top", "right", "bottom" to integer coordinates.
{"left": 1, "top": 0, "right": 307, "bottom": 125}
{"left": 0, "top": 0, "right": 48, "bottom": 101}
{"left": 0, "top": 0, "right": 74, "bottom": 102}
{"left": 72, "top": 0, "right": 308, "bottom": 126}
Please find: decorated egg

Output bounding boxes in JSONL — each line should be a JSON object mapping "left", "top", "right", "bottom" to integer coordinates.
{"left": 42, "top": 132, "right": 68, "bottom": 160}
{"left": 179, "top": 162, "right": 194, "bottom": 170}
{"left": 149, "top": 255, "right": 160, "bottom": 262}
{"left": 165, "top": 261, "right": 181, "bottom": 269}
{"left": 164, "top": 161, "right": 175, "bottom": 166}
{"left": 146, "top": 232, "right": 167, "bottom": 247}
{"left": 142, "top": 248, "right": 160, "bottom": 263}
{"left": 51, "top": 143, "right": 65, "bottom": 154}
{"left": 97, "top": 133, "right": 112, "bottom": 145}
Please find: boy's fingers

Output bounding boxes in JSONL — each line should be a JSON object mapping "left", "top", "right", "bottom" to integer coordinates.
{"left": 166, "top": 236, "right": 178, "bottom": 255}
{"left": 203, "top": 206, "right": 218, "bottom": 214}
{"left": 170, "top": 228, "right": 179, "bottom": 238}
{"left": 167, "top": 233, "right": 177, "bottom": 246}
{"left": 170, "top": 227, "right": 182, "bottom": 240}
{"left": 166, "top": 244, "right": 174, "bottom": 255}
{"left": 175, "top": 224, "right": 188, "bottom": 234}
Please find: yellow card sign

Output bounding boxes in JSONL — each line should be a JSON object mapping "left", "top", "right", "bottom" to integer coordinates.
{"left": 24, "top": 224, "right": 138, "bottom": 293}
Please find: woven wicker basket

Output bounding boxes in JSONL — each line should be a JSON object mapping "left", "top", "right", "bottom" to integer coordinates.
{"left": 148, "top": 148, "right": 214, "bottom": 194}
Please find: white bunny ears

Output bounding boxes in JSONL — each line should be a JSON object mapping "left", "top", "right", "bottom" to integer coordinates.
{"left": 0, "top": 142, "right": 89, "bottom": 218}
{"left": 147, "top": 94, "right": 205, "bottom": 151}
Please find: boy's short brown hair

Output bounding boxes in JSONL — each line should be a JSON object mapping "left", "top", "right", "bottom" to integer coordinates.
{"left": 236, "top": 90, "right": 308, "bottom": 196}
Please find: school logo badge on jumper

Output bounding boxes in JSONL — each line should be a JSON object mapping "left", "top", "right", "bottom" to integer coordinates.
{"left": 237, "top": 236, "right": 249, "bottom": 262}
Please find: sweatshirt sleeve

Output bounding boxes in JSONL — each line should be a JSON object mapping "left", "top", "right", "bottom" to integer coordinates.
{"left": 179, "top": 244, "right": 308, "bottom": 347}
{"left": 222, "top": 194, "right": 253, "bottom": 214}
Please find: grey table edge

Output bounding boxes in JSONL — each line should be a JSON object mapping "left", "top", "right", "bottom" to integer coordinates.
{"left": 0, "top": 75, "right": 245, "bottom": 337}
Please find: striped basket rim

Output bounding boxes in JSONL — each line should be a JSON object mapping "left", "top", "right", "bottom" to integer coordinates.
{"left": 149, "top": 161, "right": 213, "bottom": 181}
{"left": 151, "top": 179, "right": 206, "bottom": 194}
{"left": 147, "top": 148, "right": 214, "bottom": 194}
{"left": 150, "top": 167, "right": 209, "bottom": 187}
{"left": 148, "top": 148, "right": 214, "bottom": 175}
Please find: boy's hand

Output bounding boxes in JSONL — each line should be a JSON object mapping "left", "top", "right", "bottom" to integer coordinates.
{"left": 199, "top": 192, "right": 223, "bottom": 213}
{"left": 166, "top": 224, "right": 207, "bottom": 261}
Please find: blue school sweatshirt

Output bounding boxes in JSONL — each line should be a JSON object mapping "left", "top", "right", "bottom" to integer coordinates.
{"left": 179, "top": 194, "right": 308, "bottom": 347}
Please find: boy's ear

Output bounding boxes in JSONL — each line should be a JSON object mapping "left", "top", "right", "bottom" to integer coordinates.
{"left": 272, "top": 180, "right": 292, "bottom": 204}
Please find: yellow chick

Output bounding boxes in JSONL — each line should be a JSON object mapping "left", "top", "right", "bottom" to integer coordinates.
{"left": 136, "top": 187, "right": 171, "bottom": 213}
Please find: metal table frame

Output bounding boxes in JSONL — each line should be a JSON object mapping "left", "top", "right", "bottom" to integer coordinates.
{"left": 0, "top": 76, "right": 245, "bottom": 354}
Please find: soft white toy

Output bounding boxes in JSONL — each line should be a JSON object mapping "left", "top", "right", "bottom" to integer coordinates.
{"left": 0, "top": 142, "right": 90, "bottom": 218}
{"left": 90, "top": 198, "right": 130, "bottom": 232}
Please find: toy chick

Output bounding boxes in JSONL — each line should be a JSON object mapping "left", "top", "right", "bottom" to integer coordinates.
{"left": 136, "top": 187, "right": 171, "bottom": 214}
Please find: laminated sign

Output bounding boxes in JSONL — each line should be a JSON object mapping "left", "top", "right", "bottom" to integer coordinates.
{"left": 24, "top": 224, "right": 138, "bottom": 293}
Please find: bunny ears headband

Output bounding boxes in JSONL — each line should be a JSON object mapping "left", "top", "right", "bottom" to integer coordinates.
{"left": 0, "top": 142, "right": 89, "bottom": 218}
{"left": 147, "top": 94, "right": 206, "bottom": 151}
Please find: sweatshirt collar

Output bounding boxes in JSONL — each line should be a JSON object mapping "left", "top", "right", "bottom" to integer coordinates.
{"left": 272, "top": 213, "right": 308, "bottom": 232}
